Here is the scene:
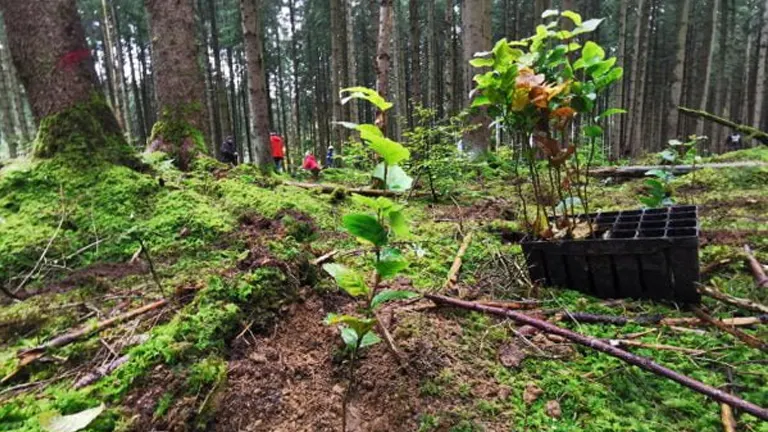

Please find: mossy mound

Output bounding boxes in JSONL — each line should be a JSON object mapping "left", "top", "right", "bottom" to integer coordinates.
{"left": 33, "top": 96, "right": 140, "bottom": 169}
{"left": 147, "top": 117, "right": 207, "bottom": 171}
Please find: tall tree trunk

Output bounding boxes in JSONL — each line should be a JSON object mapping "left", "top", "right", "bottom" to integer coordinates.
{"left": 200, "top": 0, "right": 222, "bottom": 157}
{"left": 392, "top": 0, "right": 408, "bottom": 140}
{"left": 330, "top": 0, "right": 349, "bottom": 150}
{"left": 426, "top": 0, "right": 437, "bottom": 109}
{"left": 227, "top": 47, "right": 239, "bottom": 160}
{"left": 289, "top": 0, "right": 302, "bottom": 151}
{"left": 102, "top": 0, "right": 126, "bottom": 132}
{"left": 241, "top": 0, "right": 272, "bottom": 170}
{"left": 275, "top": 33, "right": 291, "bottom": 171}
{"left": 375, "top": 0, "right": 394, "bottom": 133}
{"left": 97, "top": 16, "right": 116, "bottom": 111}
{"left": 0, "top": 36, "right": 17, "bottom": 158}
{"left": 697, "top": 0, "right": 719, "bottom": 139}
{"left": 409, "top": 0, "right": 421, "bottom": 125}
{"left": 628, "top": 0, "right": 651, "bottom": 157}
{"left": 110, "top": 2, "right": 133, "bottom": 143}
{"left": 534, "top": 0, "right": 550, "bottom": 24}
{"left": 145, "top": 0, "right": 209, "bottom": 170}
{"left": 462, "top": 0, "right": 492, "bottom": 156}
{"left": 345, "top": 0, "right": 359, "bottom": 124}
{"left": 713, "top": 0, "right": 731, "bottom": 151}
{"left": 665, "top": 0, "right": 691, "bottom": 140}
{"left": 610, "top": 0, "right": 628, "bottom": 160}
{"left": 138, "top": 42, "right": 155, "bottom": 131}
{"left": 0, "top": 0, "right": 130, "bottom": 161}
{"left": 207, "top": 0, "right": 231, "bottom": 143}
{"left": 129, "top": 33, "right": 147, "bottom": 147}
{"left": 754, "top": 0, "right": 768, "bottom": 130}
{"left": 741, "top": 30, "right": 754, "bottom": 127}
{"left": 443, "top": 0, "right": 455, "bottom": 117}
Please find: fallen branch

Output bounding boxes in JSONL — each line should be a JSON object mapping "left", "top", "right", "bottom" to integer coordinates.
{"left": 588, "top": 161, "right": 767, "bottom": 179}
{"left": 312, "top": 250, "right": 338, "bottom": 266}
{"left": 444, "top": 232, "right": 474, "bottom": 291}
{"left": 477, "top": 300, "right": 542, "bottom": 310}
{"left": 744, "top": 245, "right": 768, "bottom": 288}
{"left": 374, "top": 312, "right": 406, "bottom": 367}
{"left": 721, "top": 403, "right": 737, "bottom": 432}
{"left": 700, "top": 258, "right": 733, "bottom": 277}
{"left": 72, "top": 354, "right": 130, "bottom": 389}
{"left": 2, "top": 299, "right": 168, "bottom": 384}
{"left": 607, "top": 339, "right": 705, "bottom": 356}
{"left": 691, "top": 306, "right": 768, "bottom": 353}
{"left": 284, "top": 181, "right": 403, "bottom": 198}
{"left": 426, "top": 294, "right": 768, "bottom": 420}
{"left": 699, "top": 285, "right": 768, "bottom": 314}
{"left": 678, "top": 106, "right": 768, "bottom": 144}
{"left": 553, "top": 311, "right": 767, "bottom": 328}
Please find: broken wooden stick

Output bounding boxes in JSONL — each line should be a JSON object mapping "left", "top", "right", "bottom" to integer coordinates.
{"left": 444, "top": 232, "right": 473, "bottom": 291}
{"left": 744, "top": 245, "right": 768, "bottom": 288}
{"left": 311, "top": 250, "right": 338, "bottom": 266}
{"left": 425, "top": 294, "right": 768, "bottom": 420}
{"left": 698, "top": 285, "right": 768, "bottom": 315}
{"left": 691, "top": 306, "right": 768, "bottom": 352}
{"left": 2, "top": 299, "right": 168, "bottom": 384}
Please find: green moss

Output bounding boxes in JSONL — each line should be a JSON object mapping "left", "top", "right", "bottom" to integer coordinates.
{"left": 148, "top": 116, "right": 207, "bottom": 170}
{"left": 708, "top": 145, "right": 768, "bottom": 163}
{"left": 33, "top": 95, "right": 139, "bottom": 169}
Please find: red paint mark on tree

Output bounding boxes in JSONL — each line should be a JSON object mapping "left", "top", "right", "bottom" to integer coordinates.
{"left": 57, "top": 49, "right": 91, "bottom": 70}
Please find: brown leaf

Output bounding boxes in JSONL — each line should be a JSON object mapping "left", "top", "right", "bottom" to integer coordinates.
{"left": 516, "top": 67, "right": 546, "bottom": 89}
{"left": 545, "top": 400, "right": 562, "bottom": 418}
{"left": 533, "top": 133, "right": 561, "bottom": 157}
{"left": 523, "top": 382, "right": 544, "bottom": 405}
{"left": 499, "top": 342, "right": 528, "bottom": 369}
{"left": 530, "top": 86, "right": 549, "bottom": 108}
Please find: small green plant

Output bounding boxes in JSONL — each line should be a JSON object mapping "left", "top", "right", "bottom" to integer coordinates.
{"left": 470, "top": 9, "right": 625, "bottom": 239}
{"left": 326, "top": 86, "right": 420, "bottom": 429}
{"left": 640, "top": 135, "right": 705, "bottom": 207}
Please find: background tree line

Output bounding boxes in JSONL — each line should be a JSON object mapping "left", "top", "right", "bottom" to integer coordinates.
{"left": 1, "top": 0, "right": 767, "bottom": 166}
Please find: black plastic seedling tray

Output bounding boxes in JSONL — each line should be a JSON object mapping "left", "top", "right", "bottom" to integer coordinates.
{"left": 521, "top": 205, "right": 700, "bottom": 303}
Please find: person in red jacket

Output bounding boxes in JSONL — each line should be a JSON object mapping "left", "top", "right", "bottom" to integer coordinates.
{"left": 270, "top": 132, "right": 285, "bottom": 172}
{"left": 302, "top": 151, "right": 321, "bottom": 180}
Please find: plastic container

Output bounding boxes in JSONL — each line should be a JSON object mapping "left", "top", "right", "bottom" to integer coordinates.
{"left": 521, "top": 205, "right": 700, "bottom": 303}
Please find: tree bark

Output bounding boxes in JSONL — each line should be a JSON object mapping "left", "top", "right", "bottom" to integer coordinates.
{"left": 207, "top": 0, "right": 231, "bottom": 143}
{"left": 409, "top": 0, "right": 421, "bottom": 125}
{"left": 110, "top": 1, "right": 133, "bottom": 142}
{"left": 665, "top": 0, "right": 691, "bottom": 140}
{"left": 375, "top": 0, "right": 394, "bottom": 132}
{"left": 754, "top": 0, "right": 768, "bottom": 130}
{"left": 0, "top": 33, "right": 18, "bottom": 158}
{"left": 241, "top": 0, "right": 273, "bottom": 170}
{"left": 0, "top": 0, "right": 130, "bottom": 161}
{"left": 628, "top": 0, "right": 651, "bottom": 157}
{"left": 611, "top": 0, "right": 628, "bottom": 159}
{"left": 426, "top": 0, "right": 437, "bottom": 109}
{"left": 330, "top": 0, "right": 349, "bottom": 150}
{"left": 144, "top": 0, "right": 210, "bottom": 170}
{"left": 101, "top": 0, "right": 126, "bottom": 132}
{"left": 345, "top": 0, "right": 359, "bottom": 125}
{"left": 425, "top": 294, "right": 768, "bottom": 421}
{"left": 461, "top": 0, "right": 492, "bottom": 157}
{"left": 697, "top": 0, "right": 719, "bottom": 138}
{"left": 289, "top": 0, "right": 302, "bottom": 152}
{"left": 227, "top": 47, "right": 239, "bottom": 161}
{"left": 129, "top": 32, "right": 147, "bottom": 147}
{"left": 443, "top": 0, "right": 455, "bottom": 117}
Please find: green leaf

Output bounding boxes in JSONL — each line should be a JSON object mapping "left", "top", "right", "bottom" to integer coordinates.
{"left": 342, "top": 213, "right": 388, "bottom": 246}
{"left": 469, "top": 57, "right": 494, "bottom": 68}
{"left": 388, "top": 210, "right": 409, "bottom": 237}
{"left": 541, "top": 9, "right": 560, "bottom": 18}
{"left": 39, "top": 404, "right": 105, "bottom": 432}
{"left": 584, "top": 125, "right": 603, "bottom": 138}
{"left": 372, "top": 163, "right": 414, "bottom": 191}
{"left": 362, "top": 131, "right": 410, "bottom": 165}
{"left": 374, "top": 248, "right": 409, "bottom": 279}
{"left": 356, "top": 123, "right": 384, "bottom": 138}
{"left": 572, "top": 18, "right": 604, "bottom": 36}
{"left": 340, "top": 327, "right": 359, "bottom": 351}
{"left": 561, "top": 10, "right": 582, "bottom": 26}
{"left": 323, "top": 264, "right": 370, "bottom": 297}
{"left": 471, "top": 95, "right": 491, "bottom": 108}
{"left": 359, "top": 331, "right": 381, "bottom": 348}
{"left": 371, "top": 290, "right": 420, "bottom": 310}
{"left": 350, "top": 194, "right": 380, "bottom": 210}
{"left": 597, "top": 108, "right": 627, "bottom": 119}
{"left": 587, "top": 57, "right": 617, "bottom": 78}
{"left": 340, "top": 86, "right": 393, "bottom": 111}
{"left": 325, "top": 313, "right": 377, "bottom": 337}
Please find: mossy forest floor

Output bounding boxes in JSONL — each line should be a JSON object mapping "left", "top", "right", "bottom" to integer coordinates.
{"left": 0, "top": 147, "right": 767, "bottom": 431}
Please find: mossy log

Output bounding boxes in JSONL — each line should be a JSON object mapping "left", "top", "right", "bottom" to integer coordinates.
{"left": 283, "top": 181, "right": 404, "bottom": 198}
{"left": 678, "top": 106, "right": 768, "bottom": 144}
{"left": 589, "top": 161, "right": 768, "bottom": 179}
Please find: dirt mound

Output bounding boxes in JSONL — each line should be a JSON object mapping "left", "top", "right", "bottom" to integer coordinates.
{"left": 211, "top": 294, "right": 421, "bottom": 432}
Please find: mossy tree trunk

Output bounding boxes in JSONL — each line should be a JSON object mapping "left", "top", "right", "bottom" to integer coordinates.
{"left": 144, "top": 0, "right": 209, "bottom": 171}
{"left": 241, "top": 0, "right": 273, "bottom": 170}
{"left": 0, "top": 0, "right": 133, "bottom": 164}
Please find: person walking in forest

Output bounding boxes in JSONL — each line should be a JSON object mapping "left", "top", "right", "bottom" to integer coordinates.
{"left": 270, "top": 132, "right": 285, "bottom": 172}
{"left": 325, "top": 145, "right": 335, "bottom": 168}
{"left": 725, "top": 130, "right": 743, "bottom": 152}
{"left": 302, "top": 150, "right": 321, "bottom": 180}
{"left": 221, "top": 136, "right": 238, "bottom": 166}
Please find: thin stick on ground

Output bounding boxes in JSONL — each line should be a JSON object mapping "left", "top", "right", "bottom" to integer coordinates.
{"left": 13, "top": 209, "right": 66, "bottom": 295}
{"left": 552, "top": 311, "right": 767, "bottom": 328}
{"left": 425, "top": 294, "right": 768, "bottom": 421}
{"left": 607, "top": 339, "right": 706, "bottom": 356}
{"left": 744, "top": 245, "right": 768, "bottom": 288}
{"left": 2, "top": 299, "right": 168, "bottom": 384}
{"left": 444, "top": 231, "right": 473, "bottom": 291}
{"left": 699, "top": 285, "right": 768, "bottom": 314}
{"left": 691, "top": 306, "right": 768, "bottom": 353}
{"left": 374, "top": 312, "right": 406, "bottom": 367}
{"left": 312, "top": 250, "right": 338, "bottom": 266}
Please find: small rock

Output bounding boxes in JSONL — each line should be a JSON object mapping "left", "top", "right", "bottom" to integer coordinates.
{"left": 332, "top": 384, "right": 345, "bottom": 395}
{"left": 523, "top": 382, "right": 544, "bottom": 405}
{"left": 545, "top": 400, "right": 562, "bottom": 418}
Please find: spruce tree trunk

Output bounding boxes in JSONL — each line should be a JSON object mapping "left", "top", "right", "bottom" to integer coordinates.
{"left": 0, "top": 0, "right": 133, "bottom": 163}
{"left": 427, "top": 0, "right": 437, "bottom": 110}
{"left": 713, "top": 1, "right": 731, "bottom": 151}
{"left": 665, "top": 0, "right": 691, "bottom": 141}
{"left": 375, "top": 0, "right": 394, "bottom": 133}
{"left": 227, "top": 47, "right": 239, "bottom": 160}
{"left": 144, "top": 0, "right": 209, "bottom": 170}
{"left": 289, "top": 0, "right": 302, "bottom": 149}
{"left": 129, "top": 32, "right": 147, "bottom": 147}
{"left": 443, "top": 0, "right": 455, "bottom": 117}
{"left": 241, "top": 0, "right": 272, "bottom": 170}
{"left": 610, "top": 0, "right": 628, "bottom": 160}
{"left": 345, "top": 0, "right": 359, "bottom": 125}
{"left": 0, "top": 30, "right": 18, "bottom": 158}
{"left": 110, "top": 1, "right": 133, "bottom": 142}
{"left": 754, "top": 0, "right": 768, "bottom": 130}
{"left": 461, "top": 0, "right": 492, "bottom": 157}
{"left": 330, "top": 0, "right": 349, "bottom": 150}
{"left": 101, "top": 0, "right": 128, "bottom": 135}
{"left": 628, "top": 0, "right": 651, "bottom": 157}
{"left": 207, "top": 0, "right": 231, "bottom": 142}
{"left": 697, "top": 0, "right": 719, "bottom": 139}
{"left": 408, "top": 0, "right": 421, "bottom": 125}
